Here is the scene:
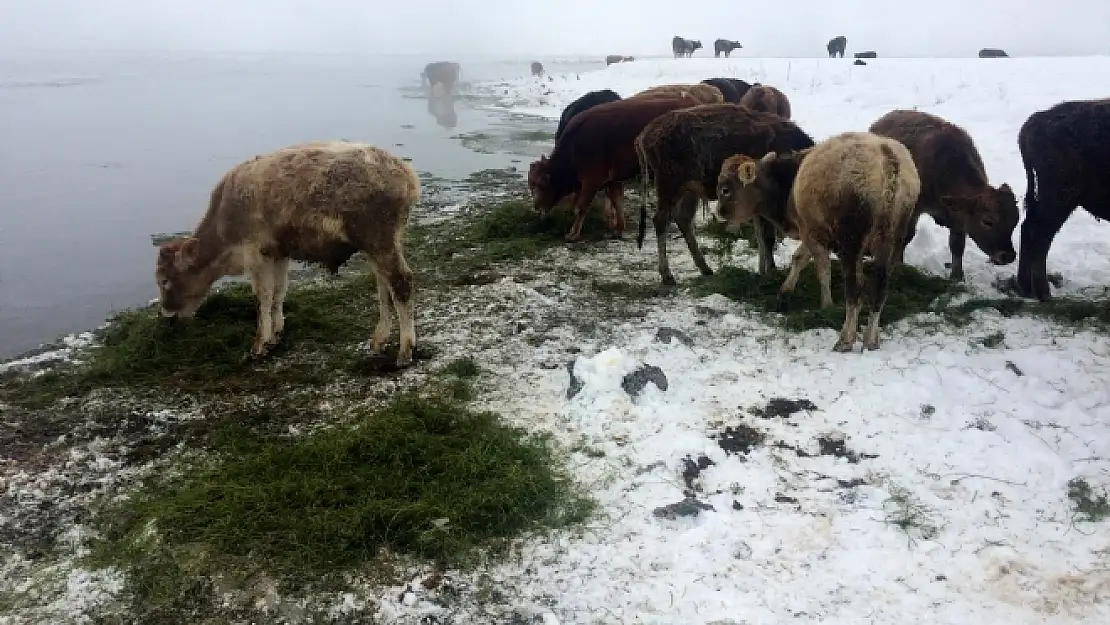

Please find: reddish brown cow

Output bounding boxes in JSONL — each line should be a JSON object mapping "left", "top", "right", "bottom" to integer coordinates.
{"left": 869, "top": 109, "right": 1018, "bottom": 280}
{"left": 155, "top": 141, "right": 420, "bottom": 366}
{"left": 527, "top": 96, "right": 699, "bottom": 242}
{"left": 739, "top": 84, "right": 792, "bottom": 119}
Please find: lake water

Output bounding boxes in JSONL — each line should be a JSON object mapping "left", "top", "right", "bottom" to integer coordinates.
{"left": 0, "top": 50, "right": 601, "bottom": 360}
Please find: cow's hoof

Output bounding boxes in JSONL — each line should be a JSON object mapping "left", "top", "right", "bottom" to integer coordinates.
{"left": 775, "top": 294, "right": 792, "bottom": 313}
{"left": 661, "top": 274, "right": 677, "bottom": 287}
{"left": 949, "top": 269, "right": 964, "bottom": 282}
{"left": 609, "top": 232, "right": 624, "bottom": 240}
{"left": 832, "top": 340, "right": 855, "bottom": 353}
{"left": 862, "top": 339, "right": 880, "bottom": 351}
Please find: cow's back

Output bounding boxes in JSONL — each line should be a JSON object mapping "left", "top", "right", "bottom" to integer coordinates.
{"left": 558, "top": 96, "right": 695, "bottom": 178}
{"left": 1022, "top": 98, "right": 1110, "bottom": 205}
{"left": 869, "top": 109, "right": 987, "bottom": 204}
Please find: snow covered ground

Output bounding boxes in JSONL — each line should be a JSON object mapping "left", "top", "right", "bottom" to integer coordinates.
{"left": 373, "top": 57, "right": 1110, "bottom": 624}
{"left": 477, "top": 55, "right": 1110, "bottom": 298}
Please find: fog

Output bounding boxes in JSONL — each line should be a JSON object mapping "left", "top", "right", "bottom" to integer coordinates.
{"left": 1, "top": 0, "right": 1108, "bottom": 58}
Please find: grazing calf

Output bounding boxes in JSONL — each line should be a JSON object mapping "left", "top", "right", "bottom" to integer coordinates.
{"left": 740, "top": 84, "right": 792, "bottom": 119}
{"left": 701, "top": 78, "right": 743, "bottom": 104}
{"left": 1016, "top": 98, "right": 1110, "bottom": 300}
{"left": 827, "top": 36, "right": 847, "bottom": 58}
{"left": 155, "top": 141, "right": 420, "bottom": 366}
{"left": 714, "top": 39, "right": 743, "bottom": 58}
{"left": 979, "top": 48, "right": 1009, "bottom": 58}
{"left": 528, "top": 96, "right": 698, "bottom": 242}
{"left": 531, "top": 61, "right": 545, "bottom": 76}
{"left": 635, "top": 104, "right": 815, "bottom": 285}
{"left": 716, "top": 132, "right": 921, "bottom": 352}
{"left": 635, "top": 83, "right": 725, "bottom": 105}
{"left": 421, "top": 61, "right": 461, "bottom": 93}
{"left": 869, "top": 109, "right": 1018, "bottom": 279}
{"left": 854, "top": 51, "right": 878, "bottom": 59}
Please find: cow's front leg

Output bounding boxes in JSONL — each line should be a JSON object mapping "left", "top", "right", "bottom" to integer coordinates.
{"left": 248, "top": 260, "right": 278, "bottom": 357}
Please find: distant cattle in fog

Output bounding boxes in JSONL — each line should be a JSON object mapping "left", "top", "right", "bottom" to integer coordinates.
{"left": 854, "top": 51, "right": 877, "bottom": 59}
{"left": 979, "top": 48, "right": 1009, "bottom": 58}
{"left": 827, "top": 36, "right": 847, "bottom": 58}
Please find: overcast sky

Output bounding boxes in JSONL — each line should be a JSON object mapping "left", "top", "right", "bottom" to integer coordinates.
{"left": 1, "top": 0, "right": 1108, "bottom": 58}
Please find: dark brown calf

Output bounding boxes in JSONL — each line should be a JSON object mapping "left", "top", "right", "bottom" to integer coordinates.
{"left": 528, "top": 96, "right": 699, "bottom": 242}
{"left": 869, "top": 109, "right": 1018, "bottom": 280}
{"left": 739, "top": 84, "right": 792, "bottom": 119}
{"left": 635, "top": 104, "right": 816, "bottom": 285}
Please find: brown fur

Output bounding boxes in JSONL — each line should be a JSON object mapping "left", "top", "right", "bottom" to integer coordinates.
{"left": 635, "top": 103, "right": 816, "bottom": 285}
{"left": 739, "top": 84, "right": 792, "bottom": 119}
{"left": 527, "top": 96, "right": 698, "bottom": 242}
{"left": 422, "top": 61, "right": 461, "bottom": 92}
{"left": 869, "top": 109, "right": 1018, "bottom": 280}
{"left": 1015, "top": 98, "right": 1110, "bottom": 300}
{"left": 154, "top": 141, "right": 420, "bottom": 366}
{"left": 634, "top": 83, "right": 725, "bottom": 105}
{"left": 716, "top": 132, "right": 920, "bottom": 352}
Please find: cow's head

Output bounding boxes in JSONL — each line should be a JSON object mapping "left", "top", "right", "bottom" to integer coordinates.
{"left": 527, "top": 155, "right": 558, "bottom": 214}
{"left": 715, "top": 151, "right": 806, "bottom": 229}
{"left": 939, "top": 183, "right": 1019, "bottom": 265}
{"left": 155, "top": 237, "right": 216, "bottom": 319}
{"left": 692, "top": 41, "right": 703, "bottom": 51}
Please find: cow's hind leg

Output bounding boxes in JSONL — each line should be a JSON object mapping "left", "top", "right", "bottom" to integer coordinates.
{"left": 247, "top": 259, "right": 279, "bottom": 358}
{"left": 605, "top": 183, "right": 626, "bottom": 239}
{"left": 675, "top": 191, "right": 714, "bottom": 277}
{"left": 654, "top": 190, "right": 679, "bottom": 285}
{"left": 370, "top": 247, "right": 417, "bottom": 367}
{"left": 862, "top": 256, "right": 894, "bottom": 351}
{"left": 833, "top": 247, "right": 863, "bottom": 353}
{"left": 270, "top": 258, "right": 291, "bottom": 342}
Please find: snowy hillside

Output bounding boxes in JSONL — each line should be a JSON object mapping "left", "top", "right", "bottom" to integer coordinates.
{"left": 473, "top": 56, "right": 1110, "bottom": 297}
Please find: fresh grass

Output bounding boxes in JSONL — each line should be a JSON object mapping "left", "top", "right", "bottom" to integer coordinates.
{"left": 87, "top": 383, "right": 593, "bottom": 618}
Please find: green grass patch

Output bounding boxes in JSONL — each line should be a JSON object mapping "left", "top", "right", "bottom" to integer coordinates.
{"left": 1067, "top": 478, "right": 1110, "bottom": 523}
{"left": 408, "top": 197, "right": 615, "bottom": 285}
{"left": 87, "top": 385, "right": 593, "bottom": 617}
{"left": 692, "top": 261, "right": 959, "bottom": 331}
{"left": 0, "top": 274, "right": 423, "bottom": 407}
{"left": 701, "top": 217, "right": 764, "bottom": 264}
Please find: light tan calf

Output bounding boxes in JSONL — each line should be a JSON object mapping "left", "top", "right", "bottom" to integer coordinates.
{"left": 154, "top": 141, "right": 421, "bottom": 366}
{"left": 715, "top": 131, "right": 920, "bottom": 352}
{"left": 633, "top": 83, "right": 725, "bottom": 105}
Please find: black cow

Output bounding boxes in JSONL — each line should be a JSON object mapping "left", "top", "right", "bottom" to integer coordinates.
{"left": 714, "top": 39, "right": 743, "bottom": 58}
{"left": 672, "top": 36, "right": 703, "bottom": 58}
{"left": 700, "top": 78, "right": 742, "bottom": 104}
{"left": 1015, "top": 98, "right": 1110, "bottom": 301}
{"left": 854, "top": 51, "right": 878, "bottom": 59}
{"left": 827, "top": 36, "right": 847, "bottom": 58}
{"left": 979, "top": 48, "right": 1009, "bottom": 58}
{"left": 555, "top": 89, "right": 623, "bottom": 144}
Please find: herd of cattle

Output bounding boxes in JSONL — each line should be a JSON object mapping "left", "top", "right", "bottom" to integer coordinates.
{"left": 152, "top": 66, "right": 1108, "bottom": 365}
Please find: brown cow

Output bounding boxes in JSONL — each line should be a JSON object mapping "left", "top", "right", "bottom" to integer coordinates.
{"left": 1015, "top": 98, "right": 1110, "bottom": 300}
{"left": 635, "top": 104, "right": 816, "bottom": 285}
{"left": 154, "top": 141, "right": 420, "bottom": 366}
{"left": 715, "top": 132, "right": 921, "bottom": 352}
{"left": 634, "top": 83, "right": 725, "bottom": 105}
{"left": 421, "top": 61, "right": 461, "bottom": 93}
{"left": 739, "top": 84, "right": 791, "bottom": 119}
{"left": 869, "top": 109, "right": 1018, "bottom": 280}
{"left": 527, "top": 96, "right": 699, "bottom": 242}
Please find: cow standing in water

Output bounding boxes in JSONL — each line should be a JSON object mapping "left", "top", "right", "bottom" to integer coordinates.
{"left": 421, "top": 61, "right": 461, "bottom": 94}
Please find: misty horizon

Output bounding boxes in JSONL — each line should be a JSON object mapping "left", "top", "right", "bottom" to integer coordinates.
{"left": 1, "top": 0, "right": 1108, "bottom": 59}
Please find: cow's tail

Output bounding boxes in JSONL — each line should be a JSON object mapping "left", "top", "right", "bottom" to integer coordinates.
{"left": 1018, "top": 122, "right": 1038, "bottom": 216}
{"left": 635, "top": 135, "right": 654, "bottom": 250}
{"left": 874, "top": 143, "right": 909, "bottom": 269}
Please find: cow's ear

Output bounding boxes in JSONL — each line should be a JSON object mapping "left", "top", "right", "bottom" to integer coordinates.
{"left": 997, "top": 183, "right": 1014, "bottom": 198}
{"left": 737, "top": 159, "right": 758, "bottom": 184}
{"left": 176, "top": 238, "right": 200, "bottom": 269}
